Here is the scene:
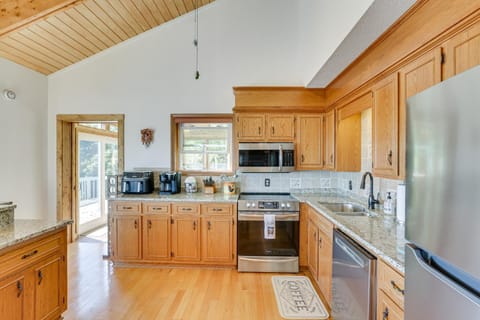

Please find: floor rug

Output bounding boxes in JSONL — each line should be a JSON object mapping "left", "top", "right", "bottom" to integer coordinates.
{"left": 272, "top": 276, "right": 329, "bottom": 319}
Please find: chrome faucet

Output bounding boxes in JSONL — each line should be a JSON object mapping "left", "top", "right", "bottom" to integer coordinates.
{"left": 360, "top": 171, "right": 379, "bottom": 209}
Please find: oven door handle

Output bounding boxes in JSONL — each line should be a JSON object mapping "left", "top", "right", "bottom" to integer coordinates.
{"left": 238, "top": 213, "right": 299, "bottom": 221}
{"left": 239, "top": 257, "right": 298, "bottom": 263}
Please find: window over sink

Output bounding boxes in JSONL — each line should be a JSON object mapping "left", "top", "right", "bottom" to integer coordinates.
{"left": 171, "top": 114, "right": 233, "bottom": 174}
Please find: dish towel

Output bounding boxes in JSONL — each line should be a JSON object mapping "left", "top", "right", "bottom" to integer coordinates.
{"left": 264, "top": 214, "right": 276, "bottom": 239}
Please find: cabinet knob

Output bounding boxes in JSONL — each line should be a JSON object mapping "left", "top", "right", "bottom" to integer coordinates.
{"left": 148, "top": 220, "right": 152, "bottom": 229}
{"left": 271, "top": 126, "right": 275, "bottom": 135}
{"left": 387, "top": 150, "right": 393, "bottom": 166}
{"left": 390, "top": 280, "right": 405, "bottom": 295}
{"left": 193, "top": 221, "right": 197, "bottom": 230}
{"left": 134, "top": 220, "right": 138, "bottom": 229}
{"left": 301, "top": 154, "right": 305, "bottom": 163}
{"left": 258, "top": 127, "right": 261, "bottom": 135}
{"left": 38, "top": 270, "right": 43, "bottom": 285}
{"left": 208, "top": 221, "right": 211, "bottom": 230}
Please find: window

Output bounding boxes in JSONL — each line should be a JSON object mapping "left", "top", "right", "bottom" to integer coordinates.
{"left": 172, "top": 114, "right": 233, "bottom": 174}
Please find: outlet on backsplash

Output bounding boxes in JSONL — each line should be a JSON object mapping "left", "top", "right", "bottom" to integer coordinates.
{"left": 265, "top": 178, "right": 270, "bottom": 187}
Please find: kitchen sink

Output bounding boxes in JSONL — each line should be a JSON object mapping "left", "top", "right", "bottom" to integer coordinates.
{"left": 318, "top": 202, "right": 369, "bottom": 216}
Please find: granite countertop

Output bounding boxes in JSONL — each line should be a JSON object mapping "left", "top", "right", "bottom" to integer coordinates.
{"left": 292, "top": 193, "right": 406, "bottom": 275}
{"left": 0, "top": 219, "right": 72, "bottom": 251}
{"left": 109, "top": 192, "right": 239, "bottom": 203}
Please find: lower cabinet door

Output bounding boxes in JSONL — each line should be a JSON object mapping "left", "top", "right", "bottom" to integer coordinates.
{"left": 33, "top": 255, "right": 63, "bottom": 320}
{"left": 307, "top": 221, "right": 319, "bottom": 279}
{"left": 171, "top": 215, "right": 201, "bottom": 262}
{"left": 143, "top": 215, "right": 170, "bottom": 261}
{"left": 377, "top": 290, "right": 404, "bottom": 320}
{"left": 0, "top": 273, "right": 25, "bottom": 320}
{"left": 317, "top": 230, "right": 332, "bottom": 306}
{"left": 201, "top": 216, "right": 234, "bottom": 264}
{"left": 112, "top": 215, "right": 141, "bottom": 260}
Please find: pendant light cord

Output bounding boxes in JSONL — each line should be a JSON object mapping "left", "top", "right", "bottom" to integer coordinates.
{"left": 194, "top": 0, "right": 200, "bottom": 80}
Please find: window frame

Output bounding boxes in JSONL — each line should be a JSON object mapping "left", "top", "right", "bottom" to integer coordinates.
{"left": 171, "top": 114, "right": 234, "bottom": 175}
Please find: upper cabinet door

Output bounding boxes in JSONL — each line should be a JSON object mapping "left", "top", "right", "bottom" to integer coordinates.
{"left": 266, "top": 114, "right": 295, "bottom": 141}
{"left": 235, "top": 113, "right": 265, "bottom": 141}
{"left": 398, "top": 48, "right": 442, "bottom": 179}
{"left": 443, "top": 22, "right": 480, "bottom": 79}
{"left": 373, "top": 74, "right": 399, "bottom": 178}
{"left": 324, "top": 110, "right": 335, "bottom": 170}
{"left": 296, "top": 114, "right": 323, "bottom": 170}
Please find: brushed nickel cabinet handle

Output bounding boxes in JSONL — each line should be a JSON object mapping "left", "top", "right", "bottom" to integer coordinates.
{"left": 301, "top": 154, "right": 305, "bottom": 163}
{"left": 193, "top": 221, "right": 197, "bottom": 230}
{"left": 382, "top": 307, "right": 389, "bottom": 320}
{"left": 390, "top": 280, "right": 405, "bottom": 295}
{"left": 147, "top": 220, "right": 152, "bottom": 229}
{"left": 38, "top": 270, "right": 43, "bottom": 285}
{"left": 122, "top": 206, "right": 132, "bottom": 210}
{"left": 183, "top": 207, "right": 192, "bottom": 212}
{"left": 387, "top": 150, "right": 393, "bottom": 166}
{"left": 208, "top": 221, "right": 211, "bottom": 230}
{"left": 134, "top": 220, "right": 138, "bottom": 229}
{"left": 271, "top": 126, "right": 275, "bottom": 135}
{"left": 319, "top": 237, "right": 322, "bottom": 248}
{"left": 258, "top": 127, "right": 261, "bottom": 135}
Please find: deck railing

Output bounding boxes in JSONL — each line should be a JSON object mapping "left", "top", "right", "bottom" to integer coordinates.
{"left": 79, "top": 177, "right": 99, "bottom": 205}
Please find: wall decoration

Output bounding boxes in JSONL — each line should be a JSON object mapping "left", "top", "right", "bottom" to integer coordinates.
{"left": 141, "top": 128, "right": 154, "bottom": 147}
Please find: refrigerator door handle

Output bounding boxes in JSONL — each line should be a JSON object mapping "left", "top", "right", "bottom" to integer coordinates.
{"left": 409, "top": 245, "right": 480, "bottom": 302}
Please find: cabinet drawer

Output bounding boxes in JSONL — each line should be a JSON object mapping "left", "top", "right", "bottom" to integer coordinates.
{"left": 0, "top": 232, "right": 63, "bottom": 279}
{"left": 378, "top": 259, "right": 405, "bottom": 309}
{"left": 308, "top": 207, "right": 333, "bottom": 240}
{"left": 201, "top": 204, "right": 232, "bottom": 215}
{"left": 143, "top": 203, "right": 170, "bottom": 214}
{"left": 172, "top": 203, "right": 200, "bottom": 215}
{"left": 111, "top": 201, "right": 141, "bottom": 214}
{"left": 377, "top": 289, "right": 404, "bottom": 320}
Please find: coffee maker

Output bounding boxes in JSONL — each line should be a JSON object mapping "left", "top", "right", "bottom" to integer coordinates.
{"left": 159, "top": 172, "right": 181, "bottom": 194}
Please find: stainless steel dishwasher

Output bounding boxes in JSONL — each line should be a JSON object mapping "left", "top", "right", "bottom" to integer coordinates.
{"left": 331, "top": 229, "right": 376, "bottom": 320}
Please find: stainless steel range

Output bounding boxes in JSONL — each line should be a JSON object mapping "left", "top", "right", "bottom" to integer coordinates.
{"left": 237, "top": 193, "right": 300, "bottom": 273}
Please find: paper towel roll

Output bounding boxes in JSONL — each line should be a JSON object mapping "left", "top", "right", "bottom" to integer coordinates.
{"left": 397, "top": 184, "right": 406, "bottom": 224}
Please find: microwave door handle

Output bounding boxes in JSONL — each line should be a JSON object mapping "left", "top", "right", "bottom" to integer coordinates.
{"left": 279, "top": 145, "right": 283, "bottom": 172}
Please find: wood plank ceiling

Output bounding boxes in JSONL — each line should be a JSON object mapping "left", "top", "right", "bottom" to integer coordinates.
{"left": 0, "top": 0, "right": 214, "bottom": 75}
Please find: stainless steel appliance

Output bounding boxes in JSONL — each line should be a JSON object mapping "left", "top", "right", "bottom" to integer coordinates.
{"left": 121, "top": 171, "right": 154, "bottom": 194}
{"left": 237, "top": 193, "right": 299, "bottom": 272}
{"left": 405, "top": 66, "right": 480, "bottom": 319}
{"left": 238, "top": 142, "right": 295, "bottom": 173}
{"left": 159, "top": 172, "right": 181, "bottom": 194}
{"left": 332, "top": 229, "right": 376, "bottom": 320}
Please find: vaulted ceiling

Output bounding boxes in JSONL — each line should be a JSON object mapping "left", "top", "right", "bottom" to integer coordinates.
{"left": 0, "top": 0, "right": 214, "bottom": 75}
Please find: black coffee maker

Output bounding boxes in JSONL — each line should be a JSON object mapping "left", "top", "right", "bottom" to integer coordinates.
{"left": 159, "top": 172, "right": 181, "bottom": 194}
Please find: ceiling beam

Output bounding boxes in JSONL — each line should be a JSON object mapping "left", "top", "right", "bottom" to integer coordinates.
{"left": 0, "top": 0, "right": 83, "bottom": 37}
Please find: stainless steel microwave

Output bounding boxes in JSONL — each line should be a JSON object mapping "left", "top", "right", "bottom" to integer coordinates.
{"left": 238, "top": 142, "right": 295, "bottom": 172}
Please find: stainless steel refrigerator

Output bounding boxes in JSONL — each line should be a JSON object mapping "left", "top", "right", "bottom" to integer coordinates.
{"left": 405, "top": 65, "right": 480, "bottom": 319}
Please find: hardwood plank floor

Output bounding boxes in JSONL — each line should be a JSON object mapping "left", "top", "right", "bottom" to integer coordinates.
{"left": 64, "top": 241, "right": 329, "bottom": 319}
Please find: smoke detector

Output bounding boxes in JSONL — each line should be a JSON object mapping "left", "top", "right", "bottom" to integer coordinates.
{"left": 3, "top": 89, "right": 16, "bottom": 101}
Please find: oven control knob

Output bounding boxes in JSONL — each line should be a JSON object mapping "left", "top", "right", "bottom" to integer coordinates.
{"left": 246, "top": 203, "right": 251, "bottom": 208}
{"left": 281, "top": 203, "right": 286, "bottom": 208}
{"left": 286, "top": 203, "right": 291, "bottom": 208}
{"left": 251, "top": 203, "right": 256, "bottom": 208}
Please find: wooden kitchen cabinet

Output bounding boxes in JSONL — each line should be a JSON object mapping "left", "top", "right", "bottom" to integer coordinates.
{"left": 171, "top": 214, "right": 201, "bottom": 261}
{"left": 235, "top": 113, "right": 265, "bottom": 141}
{"left": 398, "top": 48, "right": 442, "bottom": 179}
{"left": 201, "top": 203, "right": 236, "bottom": 265}
{"left": 372, "top": 73, "right": 399, "bottom": 178}
{"left": 0, "top": 273, "right": 25, "bottom": 320}
{"left": 323, "top": 110, "right": 335, "bottom": 170}
{"left": 266, "top": 114, "right": 295, "bottom": 141}
{"left": 0, "top": 228, "right": 67, "bottom": 320}
{"left": 442, "top": 22, "right": 480, "bottom": 79}
{"left": 307, "top": 220, "right": 319, "bottom": 279}
{"left": 33, "top": 255, "right": 64, "bottom": 320}
{"left": 143, "top": 214, "right": 170, "bottom": 261}
{"left": 299, "top": 203, "right": 308, "bottom": 267}
{"left": 296, "top": 114, "right": 323, "bottom": 170}
{"left": 377, "top": 259, "right": 405, "bottom": 320}
{"left": 111, "top": 215, "right": 141, "bottom": 261}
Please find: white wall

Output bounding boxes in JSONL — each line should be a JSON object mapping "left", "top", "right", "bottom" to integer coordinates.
{"left": 0, "top": 58, "right": 48, "bottom": 218}
{"left": 298, "top": 0, "right": 374, "bottom": 84}
{"left": 47, "top": 0, "right": 304, "bottom": 216}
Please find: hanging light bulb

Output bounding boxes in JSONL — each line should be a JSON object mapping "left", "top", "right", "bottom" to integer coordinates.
{"left": 194, "top": 0, "right": 200, "bottom": 80}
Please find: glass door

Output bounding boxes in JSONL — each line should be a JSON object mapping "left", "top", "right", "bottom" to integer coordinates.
{"left": 77, "top": 131, "right": 118, "bottom": 235}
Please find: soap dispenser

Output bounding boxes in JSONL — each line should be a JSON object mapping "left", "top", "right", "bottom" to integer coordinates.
{"left": 383, "top": 192, "right": 393, "bottom": 215}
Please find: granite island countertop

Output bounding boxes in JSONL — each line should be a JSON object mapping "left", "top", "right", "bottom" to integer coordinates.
{"left": 0, "top": 219, "right": 72, "bottom": 251}
{"left": 292, "top": 193, "right": 406, "bottom": 275}
{"left": 109, "top": 192, "right": 239, "bottom": 203}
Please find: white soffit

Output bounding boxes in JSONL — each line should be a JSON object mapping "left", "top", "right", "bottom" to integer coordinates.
{"left": 307, "top": 0, "right": 417, "bottom": 88}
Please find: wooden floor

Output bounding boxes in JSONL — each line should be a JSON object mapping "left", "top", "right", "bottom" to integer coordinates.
{"left": 63, "top": 241, "right": 328, "bottom": 320}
